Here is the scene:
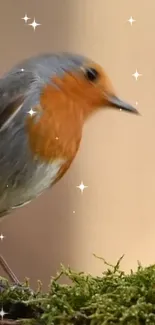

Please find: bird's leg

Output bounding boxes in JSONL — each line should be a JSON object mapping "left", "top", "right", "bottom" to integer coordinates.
{"left": 0, "top": 254, "right": 20, "bottom": 285}
{"left": 0, "top": 254, "right": 34, "bottom": 295}
{"left": 0, "top": 256, "right": 36, "bottom": 325}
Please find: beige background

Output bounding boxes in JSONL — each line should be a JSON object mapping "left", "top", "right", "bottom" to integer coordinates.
{"left": 0, "top": 0, "right": 155, "bottom": 289}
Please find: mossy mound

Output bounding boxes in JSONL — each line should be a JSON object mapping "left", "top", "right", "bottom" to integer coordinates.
{"left": 1, "top": 255, "right": 155, "bottom": 325}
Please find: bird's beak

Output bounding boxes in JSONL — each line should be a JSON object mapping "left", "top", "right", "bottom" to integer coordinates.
{"left": 107, "top": 95, "right": 140, "bottom": 115}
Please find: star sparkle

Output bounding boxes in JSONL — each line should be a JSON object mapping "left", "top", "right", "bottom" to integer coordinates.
{"left": 0, "top": 308, "right": 7, "bottom": 320}
{"left": 132, "top": 70, "right": 142, "bottom": 81}
{"left": 29, "top": 18, "right": 41, "bottom": 30}
{"left": 22, "top": 14, "right": 31, "bottom": 23}
{"left": 128, "top": 16, "right": 136, "bottom": 26}
{"left": 28, "top": 108, "right": 36, "bottom": 117}
{"left": 76, "top": 182, "right": 88, "bottom": 193}
{"left": 0, "top": 233, "right": 5, "bottom": 241}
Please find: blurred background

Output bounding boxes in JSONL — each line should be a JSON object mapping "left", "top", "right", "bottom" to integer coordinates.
{"left": 0, "top": 0, "right": 155, "bottom": 289}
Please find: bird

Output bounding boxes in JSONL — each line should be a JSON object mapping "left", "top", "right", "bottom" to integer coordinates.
{"left": 0, "top": 52, "right": 139, "bottom": 219}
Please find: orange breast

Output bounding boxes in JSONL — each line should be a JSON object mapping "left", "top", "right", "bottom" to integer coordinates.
{"left": 26, "top": 81, "right": 83, "bottom": 168}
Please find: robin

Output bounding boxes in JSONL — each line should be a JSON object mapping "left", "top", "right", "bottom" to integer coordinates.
{"left": 0, "top": 52, "right": 139, "bottom": 219}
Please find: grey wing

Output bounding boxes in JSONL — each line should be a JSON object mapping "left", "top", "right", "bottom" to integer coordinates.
{"left": 0, "top": 70, "right": 43, "bottom": 215}
{"left": 0, "top": 70, "right": 37, "bottom": 132}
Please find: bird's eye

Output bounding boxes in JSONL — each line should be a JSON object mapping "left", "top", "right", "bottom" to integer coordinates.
{"left": 84, "top": 67, "right": 99, "bottom": 82}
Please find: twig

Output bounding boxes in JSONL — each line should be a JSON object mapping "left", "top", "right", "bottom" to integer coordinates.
{"left": 93, "top": 253, "right": 124, "bottom": 272}
{"left": 0, "top": 320, "right": 22, "bottom": 325}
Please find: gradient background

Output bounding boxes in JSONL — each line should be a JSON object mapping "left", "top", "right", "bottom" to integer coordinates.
{"left": 0, "top": 0, "right": 155, "bottom": 289}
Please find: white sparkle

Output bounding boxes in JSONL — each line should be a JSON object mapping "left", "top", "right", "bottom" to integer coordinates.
{"left": 73, "top": 210, "right": 75, "bottom": 214}
{"left": 20, "top": 68, "right": 25, "bottom": 72}
{"left": 0, "top": 308, "right": 7, "bottom": 320}
{"left": 22, "top": 14, "right": 31, "bottom": 23}
{"left": 0, "top": 234, "right": 5, "bottom": 241}
{"left": 28, "top": 108, "right": 36, "bottom": 117}
{"left": 55, "top": 137, "right": 59, "bottom": 140}
{"left": 29, "top": 18, "right": 41, "bottom": 30}
{"left": 128, "top": 16, "right": 136, "bottom": 26}
{"left": 76, "top": 181, "right": 88, "bottom": 193}
{"left": 132, "top": 70, "right": 142, "bottom": 81}
{"left": 135, "top": 101, "right": 138, "bottom": 106}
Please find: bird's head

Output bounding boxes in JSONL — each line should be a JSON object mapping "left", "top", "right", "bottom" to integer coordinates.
{"left": 42, "top": 53, "right": 139, "bottom": 120}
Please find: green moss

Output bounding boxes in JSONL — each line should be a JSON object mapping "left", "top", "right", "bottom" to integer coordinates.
{"left": 1, "top": 255, "right": 155, "bottom": 324}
